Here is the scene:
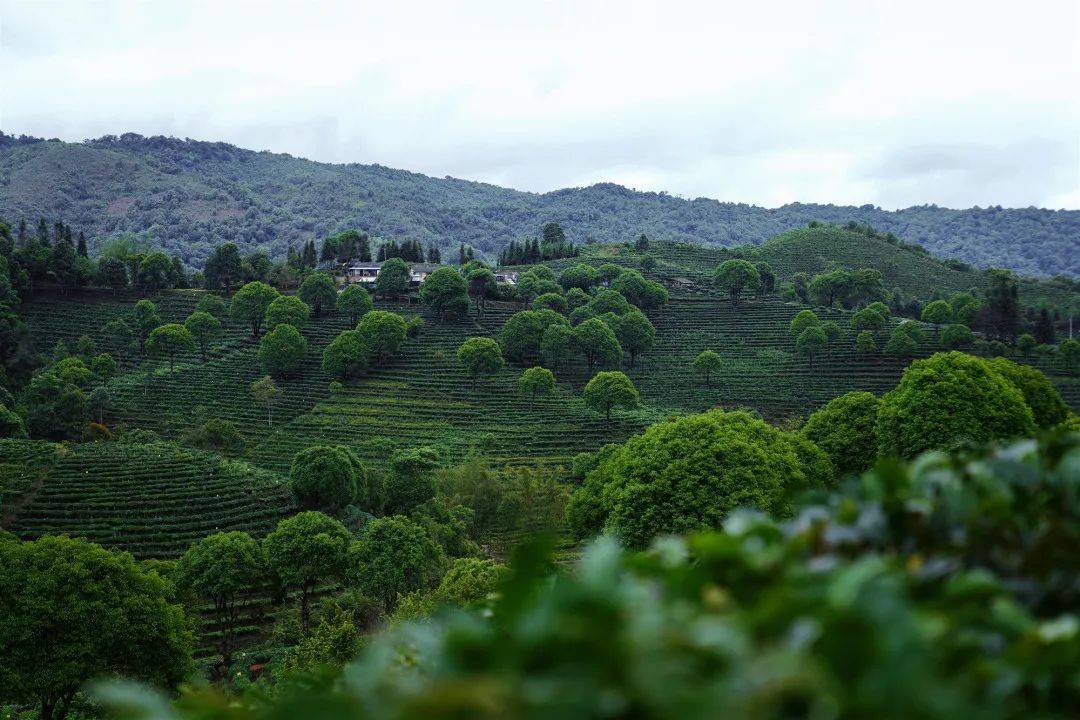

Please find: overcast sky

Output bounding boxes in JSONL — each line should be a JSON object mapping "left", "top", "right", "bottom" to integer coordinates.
{"left": 1, "top": 0, "right": 1077, "bottom": 209}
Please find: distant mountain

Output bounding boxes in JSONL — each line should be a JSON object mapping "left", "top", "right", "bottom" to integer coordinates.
{"left": 1, "top": 132, "right": 1076, "bottom": 277}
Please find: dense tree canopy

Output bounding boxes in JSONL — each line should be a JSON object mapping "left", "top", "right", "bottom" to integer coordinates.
{"left": 18, "top": 369, "right": 87, "bottom": 439}
{"left": 499, "top": 309, "right": 567, "bottom": 365}
{"left": 876, "top": 352, "right": 1036, "bottom": 457}
{"left": 263, "top": 512, "right": 352, "bottom": 633}
{"left": 559, "top": 264, "right": 600, "bottom": 291}
{"left": 941, "top": 323, "right": 974, "bottom": 349}
{"left": 567, "top": 409, "right": 829, "bottom": 547}
{"left": 986, "top": 357, "right": 1069, "bottom": 429}
{"left": 0, "top": 536, "right": 194, "bottom": 720}
{"left": 348, "top": 515, "right": 446, "bottom": 611}
{"left": 582, "top": 370, "right": 639, "bottom": 421}
{"left": 575, "top": 317, "right": 622, "bottom": 371}
{"left": 175, "top": 531, "right": 263, "bottom": 667}
{"left": 337, "top": 285, "right": 373, "bottom": 325}
{"left": 230, "top": 281, "right": 280, "bottom": 338}
{"left": 800, "top": 391, "right": 881, "bottom": 477}
{"left": 298, "top": 272, "right": 337, "bottom": 317}
{"left": 258, "top": 323, "right": 308, "bottom": 377}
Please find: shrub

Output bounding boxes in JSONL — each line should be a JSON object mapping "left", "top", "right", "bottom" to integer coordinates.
{"left": 186, "top": 418, "right": 246, "bottom": 455}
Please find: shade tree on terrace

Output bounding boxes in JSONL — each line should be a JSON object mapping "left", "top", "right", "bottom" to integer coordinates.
{"left": 691, "top": 349, "right": 723, "bottom": 387}
{"left": 184, "top": 311, "right": 222, "bottom": 363}
{"left": 298, "top": 272, "right": 337, "bottom": 318}
{"left": 347, "top": 515, "right": 447, "bottom": 612}
{"left": 420, "top": 267, "right": 469, "bottom": 321}
{"left": 145, "top": 323, "right": 195, "bottom": 373}
{"left": 263, "top": 511, "right": 352, "bottom": 634}
{"left": 230, "top": 281, "right": 279, "bottom": 339}
{"left": 265, "top": 294, "right": 311, "bottom": 330}
{"left": 583, "top": 370, "right": 639, "bottom": 422}
{"left": 289, "top": 445, "right": 366, "bottom": 513}
{"left": 258, "top": 323, "right": 307, "bottom": 377}
{"left": 457, "top": 337, "right": 504, "bottom": 388}
{"left": 250, "top": 374, "right": 280, "bottom": 427}
{"left": 337, "top": 285, "right": 373, "bottom": 325}
{"left": 713, "top": 259, "right": 760, "bottom": 307}
{"left": 519, "top": 366, "right": 555, "bottom": 407}
{"left": 175, "top": 531, "right": 264, "bottom": 670}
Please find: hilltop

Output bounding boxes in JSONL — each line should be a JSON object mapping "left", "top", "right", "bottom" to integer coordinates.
{"left": 1, "top": 132, "right": 1077, "bottom": 278}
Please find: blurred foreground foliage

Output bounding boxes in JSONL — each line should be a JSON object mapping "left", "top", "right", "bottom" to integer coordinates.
{"left": 99, "top": 431, "right": 1080, "bottom": 720}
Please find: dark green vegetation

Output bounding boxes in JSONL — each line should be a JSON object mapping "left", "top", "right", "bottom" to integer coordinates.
{"left": 98, "top": 433, "right": 1080, "bottom": 719}
{"left": 1, "top": 205, "right": 1079, "bottom": 719}
{"left": 2, "top": 133, "right": 1078, "bottom": 277}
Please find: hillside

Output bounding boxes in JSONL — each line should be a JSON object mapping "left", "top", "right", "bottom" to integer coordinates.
{"left": 2, "top": 132, "right": 1077, "bottom": 278}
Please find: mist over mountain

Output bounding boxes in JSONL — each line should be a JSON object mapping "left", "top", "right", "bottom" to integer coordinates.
{"left": 1, "top": 132, "right": 1076, "bottom": 277}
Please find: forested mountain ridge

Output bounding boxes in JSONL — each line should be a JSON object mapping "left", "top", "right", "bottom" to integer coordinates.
{"left": 1, "top": 131, "right": 1077, "bottom": 277}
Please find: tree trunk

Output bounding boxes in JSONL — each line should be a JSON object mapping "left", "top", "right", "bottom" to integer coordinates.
{"left": 301, "top": 585, "right": 312, "bottom": 634}
{"left": 219, "top": 599, "right": 234, "bottom": 668}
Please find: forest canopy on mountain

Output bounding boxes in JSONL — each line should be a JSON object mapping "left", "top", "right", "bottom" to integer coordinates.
{"left": 1, "top": 132, "right": 1076, "bottom": 278}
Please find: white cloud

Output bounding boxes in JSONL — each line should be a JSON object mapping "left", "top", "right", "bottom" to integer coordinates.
{"left": 0, "top": 0, "right": 1076, "bottom": 209}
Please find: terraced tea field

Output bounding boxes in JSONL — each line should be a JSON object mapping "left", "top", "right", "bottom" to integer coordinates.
{"left": 2, "top": 440, "right": 293, "bottom": 558}
{"left": 246, "top": 301, "right": 652, "bottom": 474}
